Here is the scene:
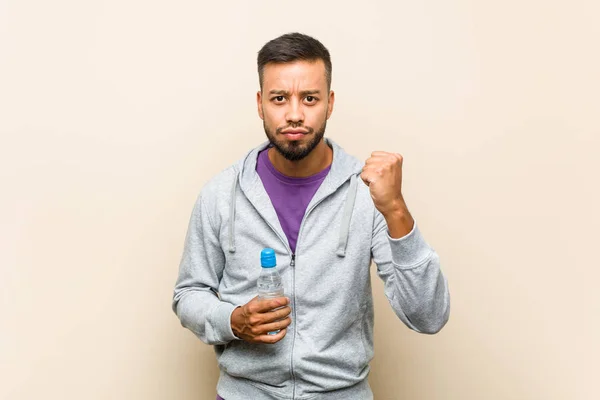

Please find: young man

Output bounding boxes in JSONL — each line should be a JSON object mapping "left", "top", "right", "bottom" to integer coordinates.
{"left": 172, "top": 32, "right": 450, "bottom": 400}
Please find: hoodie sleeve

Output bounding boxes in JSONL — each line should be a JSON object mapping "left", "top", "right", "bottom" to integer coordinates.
{"left": 172, "top": 194, "right": 239, "bottom": 345}
{"left": 371, "top": 210, "right": 450, "bottom": 334}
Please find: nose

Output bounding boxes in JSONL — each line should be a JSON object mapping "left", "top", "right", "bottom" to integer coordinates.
{"left": 285, "top": 98, "right": 304, "bottom": 124}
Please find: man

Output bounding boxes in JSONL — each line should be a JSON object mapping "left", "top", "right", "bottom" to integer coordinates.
{"left": 172, "top": 32, "right": 450, "bottom": 400}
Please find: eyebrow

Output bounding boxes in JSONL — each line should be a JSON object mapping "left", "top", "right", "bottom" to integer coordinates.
{"left": 269, "top": 90, "right": 322, "bottom": 96}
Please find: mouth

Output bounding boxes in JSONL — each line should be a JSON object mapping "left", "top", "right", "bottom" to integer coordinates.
{"left": 280, "top": 130, "right": 309, "bottom": 141}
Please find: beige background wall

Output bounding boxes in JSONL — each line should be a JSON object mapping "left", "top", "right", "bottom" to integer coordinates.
{"left": 1, "top": 0, "right": 598, "bottom": 399}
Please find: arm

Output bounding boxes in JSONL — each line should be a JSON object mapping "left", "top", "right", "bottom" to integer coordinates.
{"left": 361, "top": 151, "right": 450, "bottom": 334}
{"left": 172, "top": 193, "right": 293, "bottom": 345}
{"left": 371, "top": 210, "right": 450, "bottom": 334}
{"left": 172, "top": 194, "right": 238, "bottom": 345}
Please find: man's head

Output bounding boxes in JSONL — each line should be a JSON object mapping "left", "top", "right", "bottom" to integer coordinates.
{"left": 257, "top": 33, "right": 334, "bottom": 162}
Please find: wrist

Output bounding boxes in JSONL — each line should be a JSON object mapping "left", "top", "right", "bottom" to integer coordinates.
{"left": 230, "top": 306, "right": 243, "bottom": 337}
{"left": 384, "top": 208, "right": 414, "bottom": 239}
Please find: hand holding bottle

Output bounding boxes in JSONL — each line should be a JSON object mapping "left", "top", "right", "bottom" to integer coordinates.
{"left": 230, "top": 296, "right": 291, "bottom": 344}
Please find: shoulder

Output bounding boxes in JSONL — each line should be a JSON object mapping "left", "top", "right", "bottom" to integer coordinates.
{"left": 201, "top": 165, "right": 238, "bottom": 200}
{"left": 183, "top": 164, "right": 238, "bottom": 233}
{"left": 192, "top": 164, "right": 239, "bottom": 219}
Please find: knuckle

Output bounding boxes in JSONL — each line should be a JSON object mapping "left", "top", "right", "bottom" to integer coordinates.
{"left": 247, "top": 303, "right": 257, "bottom": 313}
{"left": 278, "top": 308, "right": 290, "bottom": 317}
{"left": 272, "top": 299, "right": 283, "bottom": 309}
{"left": 249, "top": 316, "right": 260, "bottom": 325}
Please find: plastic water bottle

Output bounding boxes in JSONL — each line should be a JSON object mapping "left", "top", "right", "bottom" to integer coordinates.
{"left": 257, "top": 248, "right": 284, "bottom": 335}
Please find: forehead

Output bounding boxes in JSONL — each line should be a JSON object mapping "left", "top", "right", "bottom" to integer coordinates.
{"left": 262, "top": 60, "right": 327, "bottom": 91}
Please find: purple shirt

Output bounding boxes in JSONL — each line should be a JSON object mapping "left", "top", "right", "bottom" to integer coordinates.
{"left": 256, "top": 147, "right": 330, "bottom": 254}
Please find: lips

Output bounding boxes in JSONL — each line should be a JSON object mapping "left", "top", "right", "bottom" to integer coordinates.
{"left": 280, "top": 129, "right": 308, "bottom": 141}
{"left": 282, "top": 132, "right": 306, "bottom": 140}
{"left": 281, "top": 130, "right": 308, "bottom": 135}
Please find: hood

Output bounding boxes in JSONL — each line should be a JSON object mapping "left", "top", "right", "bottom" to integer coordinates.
{"left": 227, "top": 137, "right": 365, "bottom": 257}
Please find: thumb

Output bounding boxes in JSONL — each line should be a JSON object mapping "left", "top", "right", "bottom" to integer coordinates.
{"left": 360, "top": 171, "right": 372, "bottom": 186}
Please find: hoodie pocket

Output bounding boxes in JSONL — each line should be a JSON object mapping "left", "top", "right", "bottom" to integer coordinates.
{"left": 357, "top": 302, "right": 373, "bottom": 372}
{"left": 349, "top": 302, "right": 369, "bottom": 374}
{"left": 217, "top": 336, "right": 291, "bottom": 387}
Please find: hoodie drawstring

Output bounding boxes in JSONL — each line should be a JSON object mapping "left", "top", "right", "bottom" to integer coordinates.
{"left": 336, "top": 174, "right": 358, "bottom": 257}
{"left": 228, "top": 172, "right": 358, "bottom": 257}
{"left": 228, "top": 172, "right": 238, "bottom": 253}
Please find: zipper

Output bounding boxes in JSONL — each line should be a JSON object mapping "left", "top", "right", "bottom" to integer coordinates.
{"left": 258, "top": 223, "right": 298, "bottom": 398}
{"left": 248, "top": 183, "right": 338, "bottom": 399}
{"left": 290, "top": 253, "right": 296, "bottom": 400}
{"left": 262, "top": 223, "right": 298, "bottom": 398}
{"left": 289, "top": 195, "right": 329, "bottom": 399}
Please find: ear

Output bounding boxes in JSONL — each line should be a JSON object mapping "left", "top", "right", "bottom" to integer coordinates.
{"left": 326, "top": 90, "right": 335, "bottom": 119}
{"left": 257, "top": 91, "right": 264, "bottom": 120}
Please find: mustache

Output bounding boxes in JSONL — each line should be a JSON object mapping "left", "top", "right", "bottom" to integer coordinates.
{"left": 276, "top": 124, "right": 314, "bottom": 135}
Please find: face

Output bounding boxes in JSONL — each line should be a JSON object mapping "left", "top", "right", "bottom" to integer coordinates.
{"left": 257, "top": 60, "right": 334, "bottom": 161}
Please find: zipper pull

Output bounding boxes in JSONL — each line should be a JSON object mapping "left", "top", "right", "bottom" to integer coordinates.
{"left": 291, "top": 254, "right": 296, "bottom": 267}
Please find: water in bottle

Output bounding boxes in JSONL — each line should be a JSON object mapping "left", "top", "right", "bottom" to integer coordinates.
{"left": 257, "top": 248, "right": 284, "bottom": 335}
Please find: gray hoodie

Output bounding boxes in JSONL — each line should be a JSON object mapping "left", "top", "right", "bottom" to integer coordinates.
{"left": 172, "top": 138, "right": 450, "bottom": 400}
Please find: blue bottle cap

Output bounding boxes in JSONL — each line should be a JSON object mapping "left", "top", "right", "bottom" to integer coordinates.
{"left": 261, "top": 248, "right": 277, "bottom": 268}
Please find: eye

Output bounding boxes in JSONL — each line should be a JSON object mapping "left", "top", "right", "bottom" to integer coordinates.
{"left": 272, "top": 96, "right": 285, "bottom": 103}
{"left": 305, "top": 96, "right": 317, "bottom": 104}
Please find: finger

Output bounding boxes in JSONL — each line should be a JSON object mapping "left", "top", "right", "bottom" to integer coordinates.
{"left": 262, "top": 306, "right": 292, "bottom": 323}
{"left": 364, "top": 158, "right": 388, "bottom": 168}
{"left": 361, "top": 164, "right": 380, "bottom": 175}
{"left": 251, "top": 296, "right": 289, "bottom": 313}
{"left": 371, "top": 151, "right": 391, "bottom": 158}
{"left": 258, "top": 317, "right": 292, "bottom": 335}
{"left": 256, "top": 328, "right": 287, "bottom": 344}
{"left": 368, "top": 152, "right": 402, "bottom": 166}
{"left": 360, "top": 171, "right": 371, "bottom": 186}
{"left": 364, "top": 156, "right": 385, "bottom": 165}
{"left": 361, "top": 169, "right": 379, "bottom": 184}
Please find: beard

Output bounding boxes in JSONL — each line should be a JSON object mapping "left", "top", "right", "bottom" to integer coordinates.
{"left": 263, "top": 119, "right": 327, "bottom": 161}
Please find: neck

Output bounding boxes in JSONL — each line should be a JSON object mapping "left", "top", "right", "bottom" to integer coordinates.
{"left": 268, "top": 139, "right": 332, "bottom": 178}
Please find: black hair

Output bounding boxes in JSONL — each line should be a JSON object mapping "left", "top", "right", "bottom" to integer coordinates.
{"left": 257, "top": 32, "right": 332, "bottom": 90}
